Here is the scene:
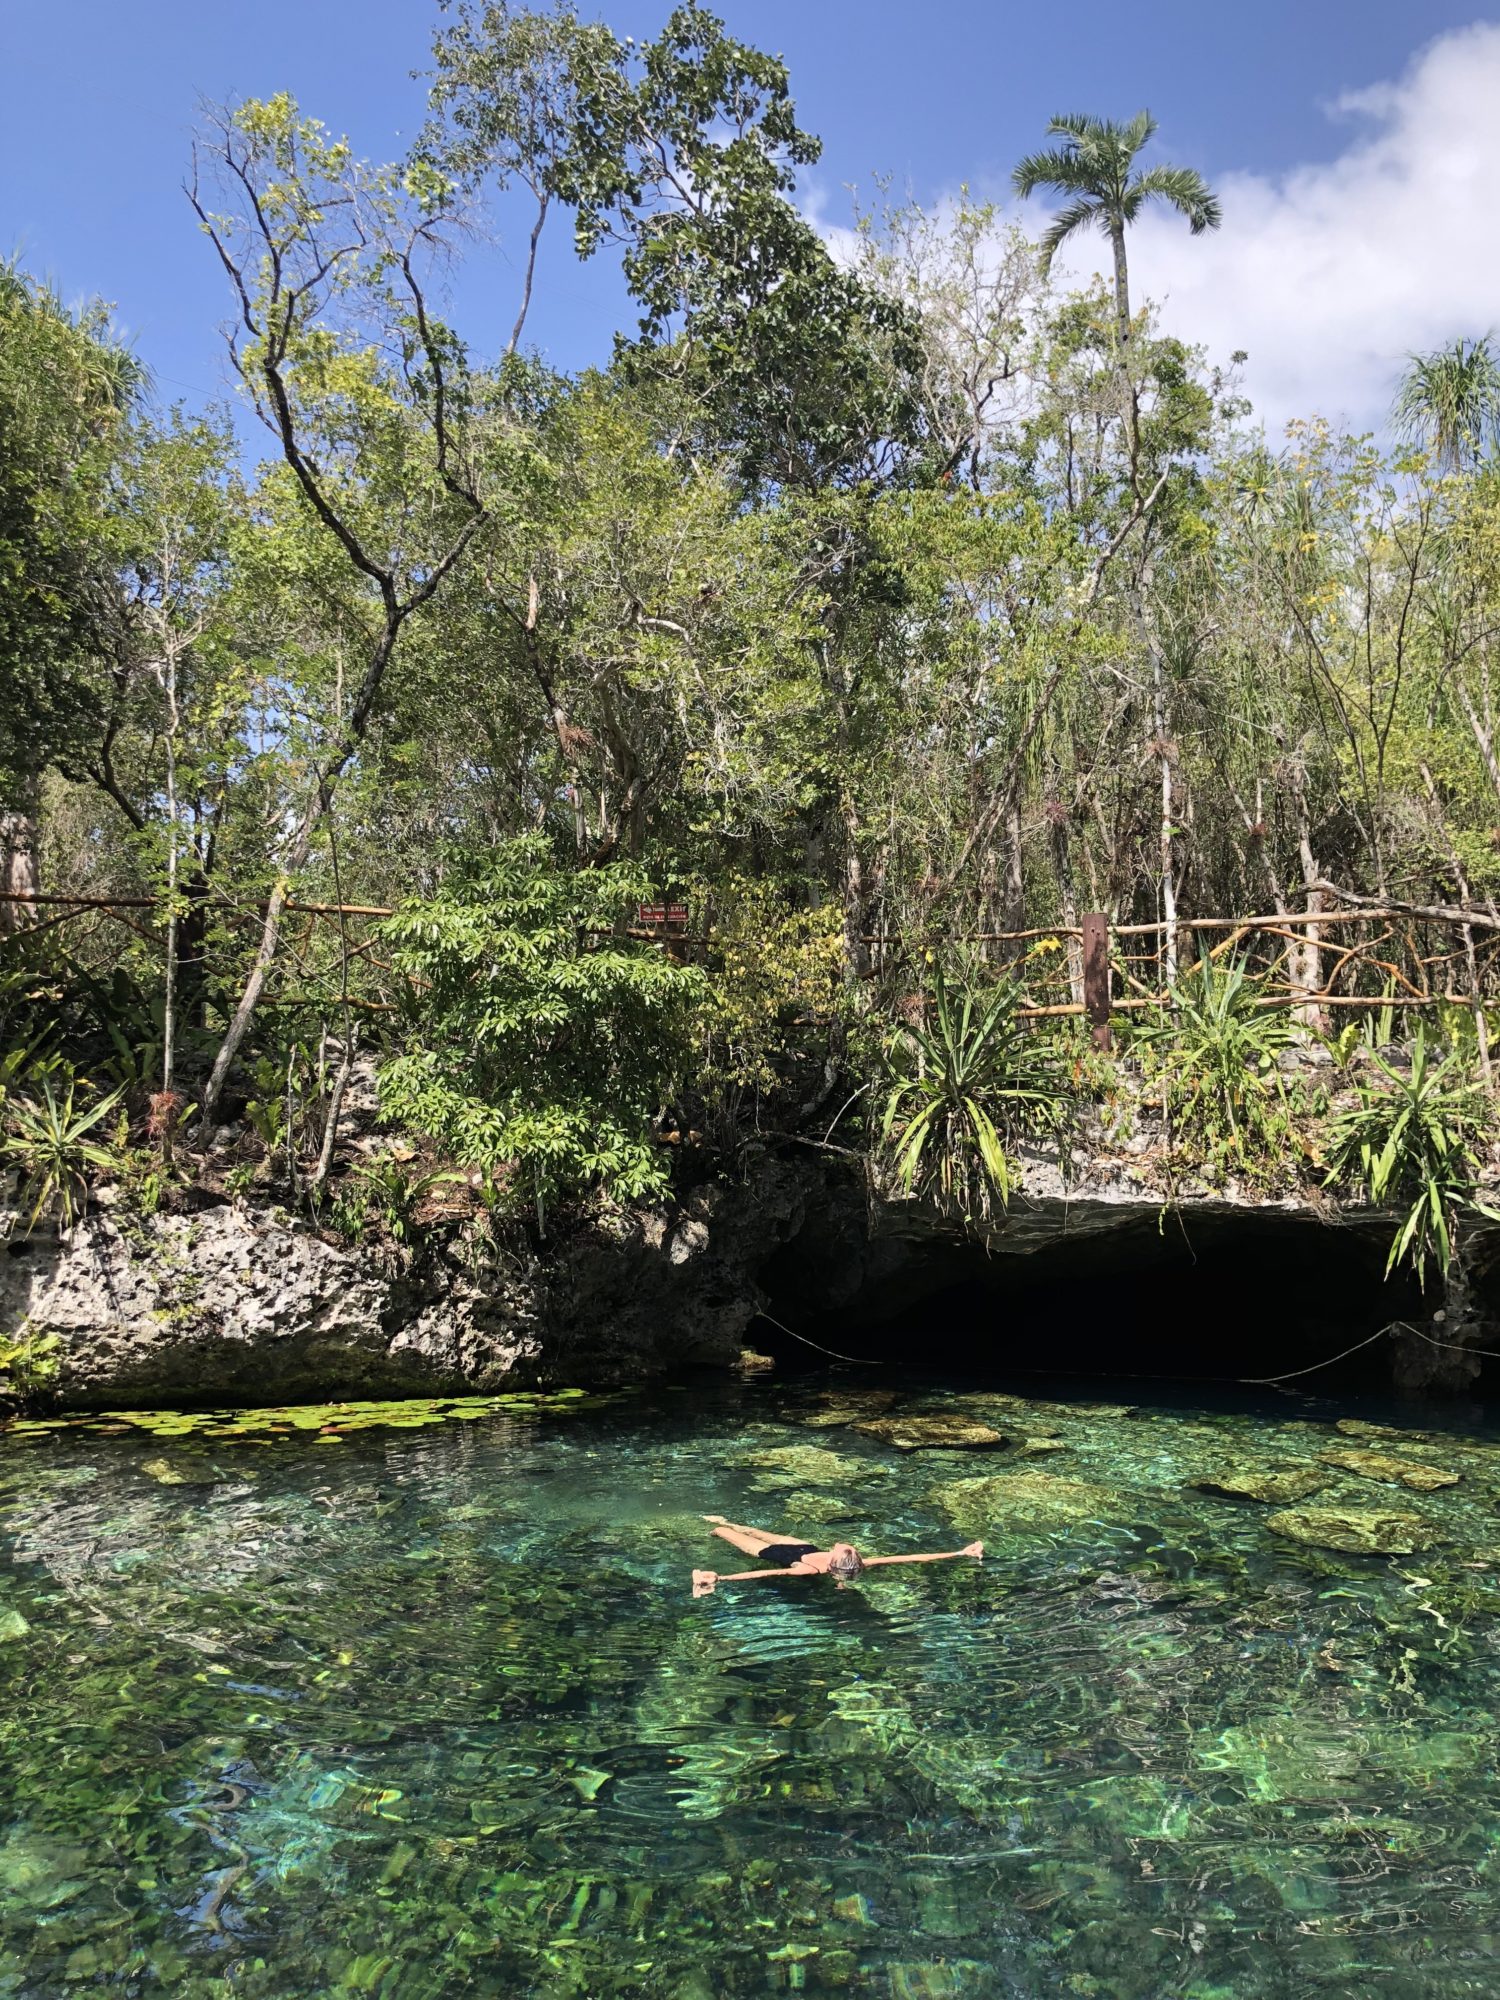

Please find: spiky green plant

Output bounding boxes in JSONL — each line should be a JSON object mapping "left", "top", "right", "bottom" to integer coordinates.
{"left": 1136, "top": 953, "right": 1297, "bottom": 1165}
{"left": 1012, "top": 111, "right": 1221, "bottom": 343}
{"left": 1324, "top": 1026, "right": 1496, "bottom": 1282}
{"left": 880, "top": 972, "right": 1067, "bottom": 1222}
{"left": 2, "top": 1070, "right": 124, "bottom": 1235}
{"left": 1392, "top": 335, "right": 1500, "bottom": 471}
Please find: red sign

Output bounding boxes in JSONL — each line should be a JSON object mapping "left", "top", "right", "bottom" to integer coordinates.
{"left": 638, "top": 903, "right": 689, "bottom": 929}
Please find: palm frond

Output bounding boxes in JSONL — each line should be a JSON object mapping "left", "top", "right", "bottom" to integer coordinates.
{"left": 1128, "top": 163, "right": 1222, "bottom": 233}
{"left": 1037, "top": 196, "right": 1103, "bottom": 273}
{"left": 1121, "top": 108, "right": 1158, "bottom": 156}
{"left": 1011, "top": 145, "right": 1098, "bottom": 200}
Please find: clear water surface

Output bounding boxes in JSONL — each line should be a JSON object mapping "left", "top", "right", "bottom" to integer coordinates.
{"left": 4, "top": 1369, "right": 1500, "bottom": 1998}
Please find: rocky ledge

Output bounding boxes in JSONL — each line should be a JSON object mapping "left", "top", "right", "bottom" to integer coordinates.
{"left": 3, "top": 1147, "right": 1496, "bottom": 1407}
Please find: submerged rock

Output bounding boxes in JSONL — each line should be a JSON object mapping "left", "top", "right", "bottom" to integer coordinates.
{"left": 1266, "top": 1506, "right": 1450, "bottom": 1556}
{"left": 1192, "top": 1464, "right": 1328, "bottom": 1505}
{"left": 1318, "top": 1447, "right": 1460, "bottom": 1492}
{"left": 932, "top": 1470, "right": 1122, "bottom": 1537}
{"left": 1334, "top": 1418, "right": 1440, "bottom": 1444}
{"left": 855, "top": 1415, "right": 1009, "bottom": 1452}
{"left": 749, "top": 1444, "right": 889, "bottom": 1487}
{"left": 799, "top": 1391, "right": 901, "bottom": 1430}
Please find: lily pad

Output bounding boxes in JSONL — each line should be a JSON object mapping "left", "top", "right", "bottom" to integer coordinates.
{"left": 1267, "top": 1506, "right": 1450, "bottom": 1556}
{"left": 1318, "top": 1447, "right": 1460, "bottom": 1492}
{"left": 1192, "top": 1464, "right": 1328, "bottom": 1505}
{"left": 855, "top": 1415, "right": 1010, "bottom": 1452}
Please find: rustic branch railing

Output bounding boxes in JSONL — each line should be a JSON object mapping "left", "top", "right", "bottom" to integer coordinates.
{"left": 6, "top": 891, "right": 1500, "bottom": 1057}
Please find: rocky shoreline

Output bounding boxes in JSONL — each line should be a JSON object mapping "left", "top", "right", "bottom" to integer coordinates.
{"left": 5, "top": 1147, "right": 1496, "bottom": 1408}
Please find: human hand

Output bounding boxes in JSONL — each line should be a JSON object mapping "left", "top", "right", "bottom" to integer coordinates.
{"left": 963, "top": 1541, "right": 984, "bottom": 1559}
{"left": 692, "top": 1569, "right": 718, "bottom": 1598}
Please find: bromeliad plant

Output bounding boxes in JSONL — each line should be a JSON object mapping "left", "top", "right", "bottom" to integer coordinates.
{"left": 880, "top": 971, "right": 1068, "bottom": 1223}
{"left": 2, "top": 1065, "right": 125, "bottom": 1236}
{"left": 1135, "top": 952, "right": 1300, "bottom": 1175}
{"left": 1324, "top": 1026, "right": 1496, "bottom": 1282}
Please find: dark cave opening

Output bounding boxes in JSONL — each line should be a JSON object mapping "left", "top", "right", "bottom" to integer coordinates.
{"left": 754, "top": 1209, "right": 1434, "bottom": 1396}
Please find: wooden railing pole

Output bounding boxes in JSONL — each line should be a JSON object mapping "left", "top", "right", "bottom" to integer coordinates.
{"left": 1082, "top": 912, "right": 1111, "bottom": 1051}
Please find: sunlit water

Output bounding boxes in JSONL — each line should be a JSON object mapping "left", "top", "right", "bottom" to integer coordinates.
{"left": 5, "top": 1370, "right": 1500, "bottom": 1997}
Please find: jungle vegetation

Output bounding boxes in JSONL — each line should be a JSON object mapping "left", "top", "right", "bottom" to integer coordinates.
{"left": 4, "top": 3, "right": 1500, "bottom": 1273}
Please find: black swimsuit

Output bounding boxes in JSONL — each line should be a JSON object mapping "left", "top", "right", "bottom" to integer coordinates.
{"left": 758, "top": 1541, "right": 819, "bottom": 1566}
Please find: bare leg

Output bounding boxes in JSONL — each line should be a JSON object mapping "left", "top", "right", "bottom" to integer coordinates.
{"left": 705, "top": 1519, "right": 801, "bottom": 1560}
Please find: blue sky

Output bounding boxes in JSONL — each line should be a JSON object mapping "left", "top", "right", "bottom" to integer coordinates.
{"left": 5, "top": 2, "right": 1498, "bottom": 432}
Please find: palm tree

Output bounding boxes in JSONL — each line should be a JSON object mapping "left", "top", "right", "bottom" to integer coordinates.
{"left": 1012, "top": 112, "right": 1221, "bottom": 346}
{"left": 1392, "top": 336, "right": 1500, "bottom": 471}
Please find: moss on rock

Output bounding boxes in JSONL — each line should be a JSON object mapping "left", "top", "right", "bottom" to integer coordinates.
{"left": 1192, "top": 1464, "right": 1328, "bottom": 1505}
{"left": 1318, "top": 1447, "right": 1460, "bottom": 1492}
{"left": 1266, "top": 1506, "right": 1450, "bottom": 1556}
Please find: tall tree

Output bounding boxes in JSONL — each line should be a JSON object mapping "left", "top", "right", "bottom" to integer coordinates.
{"left": 0, "top": 263, "right": 140, "bottom": 926}
{"left": 1011, "top": 112, "right": 1220, "bottom": 347}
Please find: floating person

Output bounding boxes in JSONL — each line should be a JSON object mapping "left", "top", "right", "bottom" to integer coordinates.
{"left": 692, "top": 1516, "right": 984, "bottom": 1596}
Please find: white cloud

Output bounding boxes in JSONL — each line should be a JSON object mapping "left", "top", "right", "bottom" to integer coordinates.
{"left": 1047, "top": 23, "right": 1500, "bottom": 438}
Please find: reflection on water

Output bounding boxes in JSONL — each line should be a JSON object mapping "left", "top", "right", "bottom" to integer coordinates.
{"left": 4, "top": 1371, "right": 1500, "bottom": 1996}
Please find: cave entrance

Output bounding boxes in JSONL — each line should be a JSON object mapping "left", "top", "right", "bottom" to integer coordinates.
{"left": 754, "top": 1209, "right": 1429, "bottom": 1395}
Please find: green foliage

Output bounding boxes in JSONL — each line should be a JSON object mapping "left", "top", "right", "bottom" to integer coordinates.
{"left": 1392, "top": 336, "right": 1500, "bottom": 471}
{"left": 1324, "top": 1027, "right": 1496, "bottom": 1282}
{"left": 880, "top": 971, "right": 1068, "bottom": 1222}
{"left": 1, "top": 1066, "right": 125, "bottom": 1236}
{"left": 0, "top": 1325, "right": 61, "bottom": 1404}
{"left": 696, "top": 878, "right": 847, "bottom": 1104}
{"left": 1135, "top": 955, "right": 1300, "bottom": 1173}
{"left": 0, "top": 261, "right": 140, "bottom": 790}
{"left": 378, "top": 839, "right": 705, "bottom": 1220}
{"left": 330, "top": 1156, "right": 468, "bottom": 1247}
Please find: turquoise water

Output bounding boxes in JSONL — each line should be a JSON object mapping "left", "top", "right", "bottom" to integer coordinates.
{"left": 4, "top": 1373, "right": 1500, "bottom": 1997}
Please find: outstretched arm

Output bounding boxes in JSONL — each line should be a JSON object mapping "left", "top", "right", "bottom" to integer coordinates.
{"left": 860, "top": 1542, "right": 984, "bottom": 1569}
{"left": 693, "top": 1563, "right": 809, "bottom": 1597}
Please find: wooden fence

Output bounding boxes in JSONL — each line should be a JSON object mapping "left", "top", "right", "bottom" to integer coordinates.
{"left": 5, "top": 887, "right": 1500, "bottom": 1060}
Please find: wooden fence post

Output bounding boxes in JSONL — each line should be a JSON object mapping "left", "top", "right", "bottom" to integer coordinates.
{"left": 1082, "top": 912, "right": 1111, "bottom": 1050}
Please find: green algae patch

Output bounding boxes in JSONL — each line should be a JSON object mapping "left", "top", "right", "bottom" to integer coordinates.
{"left": 932, "top": 1470, "right": 1123, "bottom": 1538}
{"left": 1318, "top": 1447, "right": 1461, "bottom": 1492}
{"left": 0, "top": 1390, "right": 606, "bottom": 1445}
{"left": 1191, "top": 1464, "right": 1328, "bottom": 1505}
{"left": 1266, "top": 1505, "right": 1451, "bottom": 1556}
{"left": 856, "top": 1414, "right": 1009, "bottom": 1452}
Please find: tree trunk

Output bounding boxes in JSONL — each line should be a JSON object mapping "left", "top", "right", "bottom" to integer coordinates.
{"left": 0, "top": 799, "right": 38, "bottom": 935}
{"left": 1108, "top": 220, "right": 1132, "bottom": 348}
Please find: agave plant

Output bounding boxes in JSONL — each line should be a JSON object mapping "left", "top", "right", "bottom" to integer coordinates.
{"left": 880, "top": 971, "right": 1067, "bottom": 1222}
{"left": 1324, "top": 1026, "right": 1496, "bottom": 1282}
{"left": 3, "top": 1069, "right": 125, "bottom": 1236}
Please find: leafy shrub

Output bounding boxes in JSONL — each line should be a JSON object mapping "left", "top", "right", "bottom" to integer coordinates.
{"left": 1324, "top": 1025, "right": 1496, "bottom": 1281}
{"left": 880, "top": 970, "right": 1068, "bottom": 1222}
{"left": 377, "top": 840, "right": 706, "bottom": 1224}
